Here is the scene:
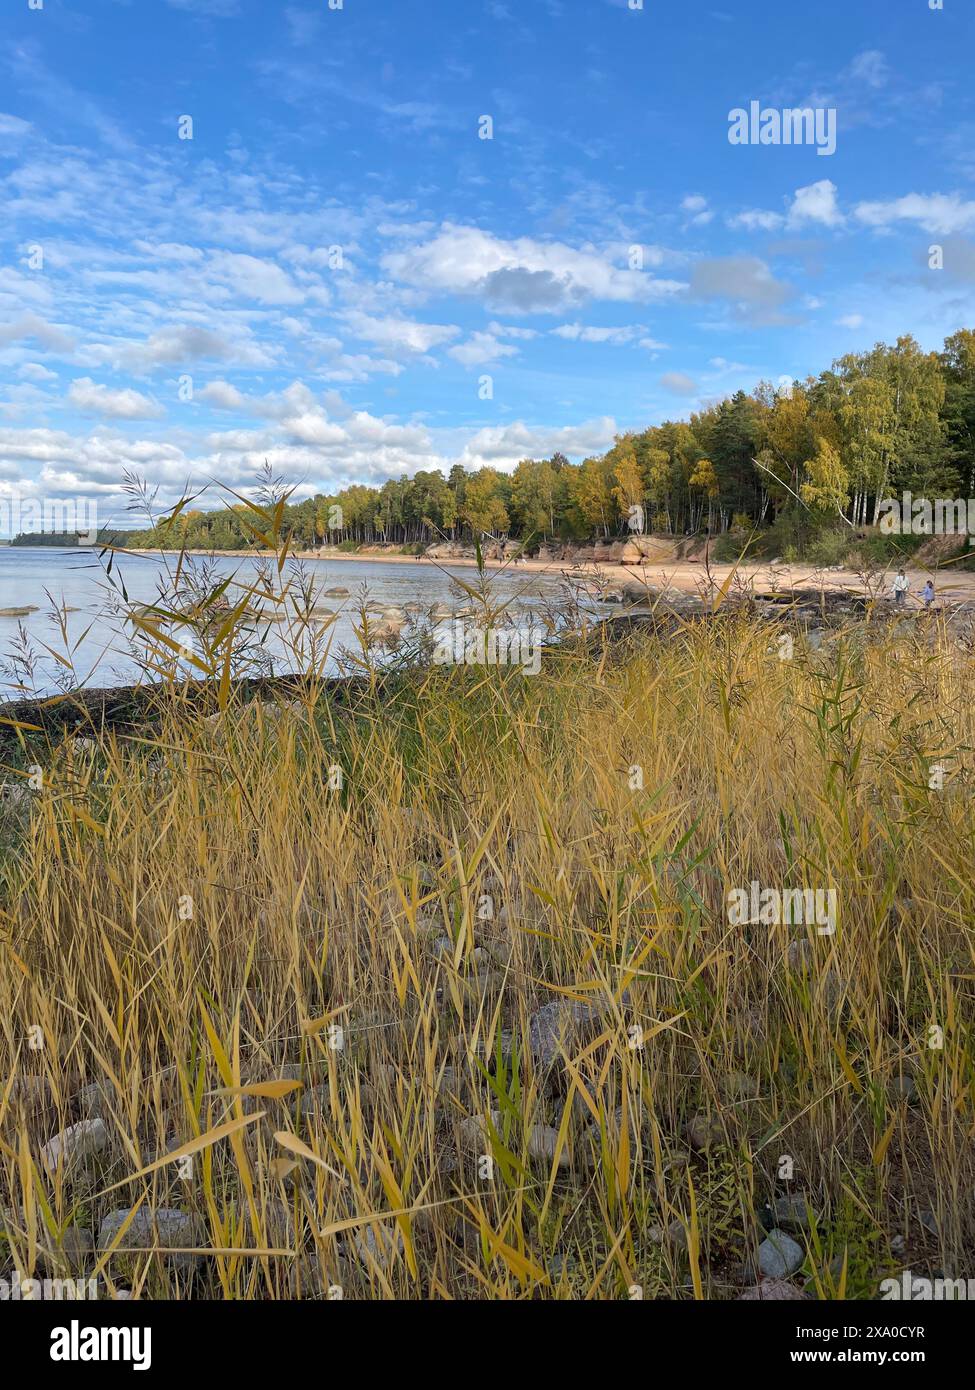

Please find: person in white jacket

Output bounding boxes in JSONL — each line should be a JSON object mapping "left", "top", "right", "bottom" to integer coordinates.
{"left": 892, "top": 568, "right": 909, "bottom": 605}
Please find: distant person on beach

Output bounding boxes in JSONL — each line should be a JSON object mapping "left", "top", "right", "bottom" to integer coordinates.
{"left": 922, "top": 579, "right": 935, "bottom": 607}
{"left": 893, "top": 568, "right": 909, "bottom": 606}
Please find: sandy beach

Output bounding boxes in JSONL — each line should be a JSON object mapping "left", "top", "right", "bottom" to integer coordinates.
{"left": 127, "top": 546, "right": 975, "bottom": 603}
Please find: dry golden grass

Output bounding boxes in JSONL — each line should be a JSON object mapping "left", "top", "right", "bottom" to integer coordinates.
{"left": 1, "top": 607, "right": 974, "bottom": 1299}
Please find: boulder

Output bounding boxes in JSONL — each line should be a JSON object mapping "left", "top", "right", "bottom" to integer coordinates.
{"left": 528, "top": 998, "right": 601, "bottom": 1068}
{"left": 757, "top": 1229, "right": 805, "bottom": 1278}
{"left": 97, "top": 1208, "right": 203, "bottom": 1276}
{"left": 40, "top": 1118, "right": 108, "bottom": 1175}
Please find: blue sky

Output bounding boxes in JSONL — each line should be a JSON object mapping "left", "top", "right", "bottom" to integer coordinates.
{"left": 2, "top": 0, "right": 974, "bottom": 527}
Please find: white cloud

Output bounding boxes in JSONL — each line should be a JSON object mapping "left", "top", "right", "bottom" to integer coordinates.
{"left": 681, "top": 195, "right": 714, "bottom": 226}
{"left": 0, "top": 113, "right": 32, "bottom": 138}
{"left": 551, "top": 323, "right": 642, "bottom": 344}
{"left": 67, "top": 378, "right": 164, "bottom": 420}
{"left": 208, "top": 252, "right": 308, "bottom": 306}
{"left": 18, "top": 362, "right": 58, "bottom": 383}
{"left": 454, "top": 416, "right": 618, "bottom": 471}
{"left": 849, "top": 50, "right": 890, "bottom": 89}
{"left": 789, "top": 180, "right": 844, "bottom": 228}
{"left": 0, "top": 313, "right": 75, "bottom": 352}
{"left": 196, "top": 381, "right": 246, "bottom": 410}
{"left": 727, "top": 209, "right": 785, "bottom": 232}
{"left": 86, "top": 325, "right": 277, "bottom": 372}
{"left": 341, "top": 309, "right": 459, "bottom": 354}
{"left": 836, "top": 314, "right": 864, "bottom": 329}
{"left": 447, "top": 332, "right": 519, "bottom": 367}
{"left": 729, "top": 181, "right": 844, "bottom": 232}
{"left": 854, "top": 192, "right": 975, "bottom": 235}
{"left": 382, "top": 224, "right": 685, "bottom": 313}
{"left": 688, "top": 257, "right": 797, "bottom": 326}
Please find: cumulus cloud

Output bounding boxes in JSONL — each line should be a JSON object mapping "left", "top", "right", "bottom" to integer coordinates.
{"left": 196, "top": 381, "right": 247, "bottom": 410}
{"left": 728, "top": 209, "right": 785, "bottom": 232}
{"left": 681, "top": 195, "right": 713, "bottom": 226}
{"left": 382, "top": 224, "right": 685, "bottom": 314}
{"left": 0, "top": 313, "right": 75, "bottom": 352}
{"left": 551, "top": 323, "right": 643, "bottom": 344}
{"left": 789, "top": 180, "right": 843, "bottom": 228}
{"left": 854, "top": 192, "right": 975, "bottom": 235}
{"left": 67, "top": 378, "right": 164, "bottom": 420}
{"left": 86, "top": 325, "right": 277, "bottom": 371}
{"left": 341, "top": 309, "right": 459, "bottom": 355}
{"left": 208, "top": 252, "right": 308, "bottom": 306}
{"left": 447, "top": 332, "right": 519, "bottom": 367}
{"left": 453, "top": 416, "right": 618, "bottom": 472}
{"left": 18, "top": 362, "right": 58, "bottom": 383}
{"left": 729, "top": 181, "right": 843, "bottom": 232}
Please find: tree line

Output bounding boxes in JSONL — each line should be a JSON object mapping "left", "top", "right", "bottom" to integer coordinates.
{"left": 117, "top": 329, "right": 975, "bottom": 554}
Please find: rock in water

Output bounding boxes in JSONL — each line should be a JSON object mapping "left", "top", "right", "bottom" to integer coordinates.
{"left": 757, "top": 1229, "right": 805, "bottom": 1278}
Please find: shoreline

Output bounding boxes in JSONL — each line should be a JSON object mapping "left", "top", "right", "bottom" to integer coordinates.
{"left": 122, "top": 546, "right": 975, "bottom": 601}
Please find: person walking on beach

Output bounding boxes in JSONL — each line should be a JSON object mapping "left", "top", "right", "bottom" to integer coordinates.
{"left": 893, "top": 568, "right": 909, "bottom": 606}
{"left": 922, "top": 579, "right": 935, "bottom": 608}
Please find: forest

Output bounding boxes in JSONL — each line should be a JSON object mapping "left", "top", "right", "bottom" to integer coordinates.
{"left": 23, "top": 330, "right": 972, "bottom": 559}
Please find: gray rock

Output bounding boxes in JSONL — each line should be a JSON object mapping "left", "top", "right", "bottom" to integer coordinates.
{"left": 758, "top": 1229, "right": 805, "bottom": 1278}
{"left": 97, "top": 1208, "right": 203, "bottom": 1276}
{"left": 458, "top": 1111, "right": 501, "bottom": 1154}
{"left": 773, "top": 1195, "right": 816, "bottom": 1231}
{"left": 527, "top": 1124, "right": 569, "bottom": 1168}
{"left": 887, "top": 1074, "right": 918, "bottom": 1105}
{"left": 528, "top": 999, "right": 601, "bottom": 1068}
{"left": 685, "top": 1112, "right": 724, "bottom": 1152}
{"left": 40, "top": 1118, "right": 108, "bottom": 1175}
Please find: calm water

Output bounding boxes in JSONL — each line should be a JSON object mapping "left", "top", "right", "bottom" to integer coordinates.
{"left": 0, "top": 548, "right": 578, "bottom": 698}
